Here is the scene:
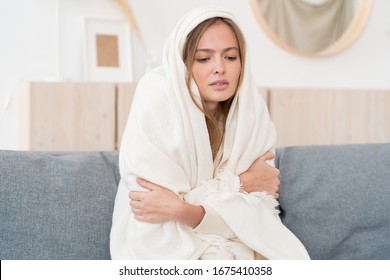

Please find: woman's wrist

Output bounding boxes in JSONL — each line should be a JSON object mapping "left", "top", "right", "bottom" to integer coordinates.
{"left": 239, "top": 172, "right": 249, "bottom": 193}
{"left": 175, "top": 201, "right": 205, "bottom": 228}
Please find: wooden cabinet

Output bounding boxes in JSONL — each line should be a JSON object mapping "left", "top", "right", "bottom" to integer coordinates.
{"left": 116, "top": 83, "right": 136, "bottom": 148}
{"left": 19, "top": 82, "right": 135, "bottom": 151}
{"left": 268, "top": 88, "right": 390, "bottom": 147}
{"left": 19, "top": 82, "right": 389, "bottom": 150}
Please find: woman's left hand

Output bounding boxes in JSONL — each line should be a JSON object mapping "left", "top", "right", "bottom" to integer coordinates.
{"left": 129, "top": 178, "right": 184, "bottom": 223}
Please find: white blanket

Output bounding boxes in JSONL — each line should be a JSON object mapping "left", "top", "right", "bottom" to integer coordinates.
{"left": 110, "top": 6, "right": 310, "bottom": 260}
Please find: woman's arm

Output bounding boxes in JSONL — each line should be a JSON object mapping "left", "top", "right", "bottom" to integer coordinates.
{"left": 129, "top": 152, "right": 280, "bottom": 228}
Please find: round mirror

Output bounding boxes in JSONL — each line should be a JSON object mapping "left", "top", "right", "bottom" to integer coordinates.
{"left": 250, "top": 0, "right": 372, "bottom": 57}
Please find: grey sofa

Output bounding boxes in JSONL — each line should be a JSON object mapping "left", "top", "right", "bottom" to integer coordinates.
{"left": 1, "top": 143, "right": 389, "bottom": 260}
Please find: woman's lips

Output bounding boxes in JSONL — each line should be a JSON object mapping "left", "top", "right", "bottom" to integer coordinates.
{"left": 209, "top": 80, "right": 229, "bottom": 90}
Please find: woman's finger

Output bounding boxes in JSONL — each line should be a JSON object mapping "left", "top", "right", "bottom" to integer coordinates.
{"left": 136, "top": 177, "right": 160, "bottom": 191}
{"left": 129, "top": 199, "right": 142, "bottom": 208}
{"left": 129, "top": 191, "right": 144, "bottom": 200}
{"left": 260, "top": 151, "right": 275, "bottom": 161}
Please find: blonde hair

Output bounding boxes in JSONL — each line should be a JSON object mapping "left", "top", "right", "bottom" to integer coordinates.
{"left": 182, "top": 17, "right": 246, "bottom": 159}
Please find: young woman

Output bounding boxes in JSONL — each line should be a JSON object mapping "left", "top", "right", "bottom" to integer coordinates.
{"left": 110, "top": 6, "right": 310, "bottom": 260}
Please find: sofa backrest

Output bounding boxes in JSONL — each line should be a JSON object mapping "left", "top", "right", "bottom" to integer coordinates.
{"left": 276, "top": 143, "right": 390, "bottom": 260}
{"left": 1, "top": 143, "right": 389, "bottom": 260}
{"left": 0, "top": 151, "right": 119, "bottom": 260}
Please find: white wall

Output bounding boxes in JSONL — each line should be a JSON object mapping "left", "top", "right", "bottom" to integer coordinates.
{"left": 1, "top": 0, "right": 390, "bottom": 150}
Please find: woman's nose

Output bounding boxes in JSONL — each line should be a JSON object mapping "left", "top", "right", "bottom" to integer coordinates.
{"left": 213, "top": 57, "right": 225, "bottom": 75}
{"left": 213, "top": 64, "right": 225, "bottom": 75}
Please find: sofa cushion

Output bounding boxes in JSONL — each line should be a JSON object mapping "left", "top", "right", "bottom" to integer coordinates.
{"left": 0, "top": 151, "right": 119, "bottom": 260}
{"left": 276, "top": 143, "right": 390, "bottom": 260}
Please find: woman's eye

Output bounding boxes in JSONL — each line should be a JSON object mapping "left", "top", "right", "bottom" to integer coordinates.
{"left": 225, "top": 56, "right": 237, "bottom": 61}
{"left": 195, "top": 58, "right": 210, "bottom": 63}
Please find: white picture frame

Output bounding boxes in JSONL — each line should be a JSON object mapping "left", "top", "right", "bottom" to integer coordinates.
{"left": 83, "top": 18, "right": 133, "bottom": 82}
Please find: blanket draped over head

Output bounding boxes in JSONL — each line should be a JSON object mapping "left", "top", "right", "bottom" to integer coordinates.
{"left": 110, "top": 6, "right": 310, "bottom": 260}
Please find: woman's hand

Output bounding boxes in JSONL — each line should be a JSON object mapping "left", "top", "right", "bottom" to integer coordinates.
{"left": 129, "top": 178, "right": 182, "bottom": 223}
{"left": 239, "top": 151, "right": 280, "bottom": 198}
{"left": 129, "top": 178, "right": 205, "bottom": 227}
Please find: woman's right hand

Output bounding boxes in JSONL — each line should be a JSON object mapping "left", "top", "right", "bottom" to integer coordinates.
{"left": 239, "top": 151, "right": 280, "bottom": 198}
{"left": 129, "top": 178, "right": 205, "bottom": 228}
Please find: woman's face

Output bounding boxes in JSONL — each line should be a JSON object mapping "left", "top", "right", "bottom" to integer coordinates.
{"left": 191, "top": 21, "right": 241, "bottom": 113}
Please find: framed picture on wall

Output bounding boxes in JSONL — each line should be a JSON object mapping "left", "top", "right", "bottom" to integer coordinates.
{"left": 83, "top": 18, "right": 133, "bottom": 82}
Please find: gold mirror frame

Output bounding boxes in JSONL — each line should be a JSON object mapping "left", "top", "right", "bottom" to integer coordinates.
{"left": 250, "top": 0, "right": 373, "bottom": 57}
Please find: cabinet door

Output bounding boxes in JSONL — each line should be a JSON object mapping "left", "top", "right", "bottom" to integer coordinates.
{"left": 20, "top": 82, "right": 116, "bottom": 151}
{"left": 269, "top": 88, "right": 390, "bottom": 147}
{"left": 258, "top": 87, "right": 269, "bottom": 107}
{"left": 116, "top": 83, "right": 137, "bottom": 149}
